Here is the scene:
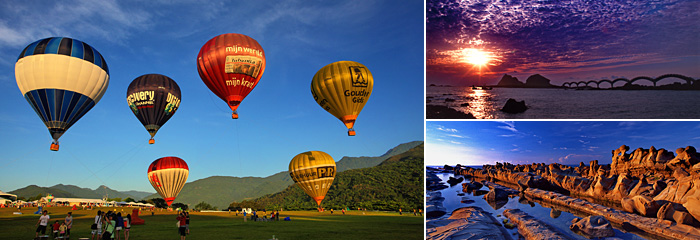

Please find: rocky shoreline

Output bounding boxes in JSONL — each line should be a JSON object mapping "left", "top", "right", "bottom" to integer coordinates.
{"left": 446, "top": 145, "right": 700, "bottom": 239}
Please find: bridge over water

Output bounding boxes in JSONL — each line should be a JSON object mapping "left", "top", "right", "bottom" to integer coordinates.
{"left": 562, "top": 74, "right": 698, "bottom": 89}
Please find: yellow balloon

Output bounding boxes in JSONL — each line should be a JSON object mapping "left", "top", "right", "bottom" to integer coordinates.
{"left": 311, "top": 61, "right": 373, "bottom": 136}
{"left": 289, "top": 151, "right": 336, "bottom": 207}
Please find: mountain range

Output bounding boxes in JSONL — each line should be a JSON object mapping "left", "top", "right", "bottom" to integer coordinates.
{"left": 239, "top": 143, "right": 425, "bottom": 211}
{"left": 9, "top": 141, "right": 423, "bottom": 209}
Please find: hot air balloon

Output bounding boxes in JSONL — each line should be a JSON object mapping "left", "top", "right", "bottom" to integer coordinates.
{"left": 147, "top": 156, "right": 188, "bottom": 206}
{"left": 15, "top": 37, "right": 109, "bottom": 151}
{"left": 289, "top": 151, "right": 336, "bottom": 207}
{"left": 196, "top": 33, "right": 265, "bottom": 119}
{"left": 310, "top": 61, "right": 373, "bottom": 136}
{"left": 126, "top": 74, "right": 181, "bottom": 144}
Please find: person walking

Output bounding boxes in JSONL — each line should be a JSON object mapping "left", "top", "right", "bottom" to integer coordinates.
{"left": 399, "top": 208, "right": 402, "bottom": 215}
{"left": 35, "top": 210, "right": 50, "bottom": 239}
{"left": 65, "top": 212, "right": 73, "bottom": 238}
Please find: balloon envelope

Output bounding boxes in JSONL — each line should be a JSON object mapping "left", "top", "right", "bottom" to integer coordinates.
{"left": 311, "top": 61, "right": 373, "bottom": 136}
{"left": 147, "top": 156, "right": 189, "bottom": 206}
{"left": 196, "top": 33, "right": 265, "bottom": 119}
{"left": 126, "top": 74, "right": 181, "bottom": 144}
{"left": 15, "top": 37, "right": 110, "bottom": 150}
{"left": 289, "top": 151, "right": 336, "bottom": 206}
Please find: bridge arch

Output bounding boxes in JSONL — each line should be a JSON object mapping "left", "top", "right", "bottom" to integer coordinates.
{"left": 586, "top": 80, "right": 599, "bottom": 88}
{"left": 611, "top": 78, "right": 630, "bottom": 88}
{"left": 598, "top": 79, "right": 613, "bottom": 89}
{"left": 577, "top": 81, "right": 587, "bottom": 87}
{"left": 655, "top": 74, "right": 694, "bottom": 86}
{"left": 630, "top": 76, "right": 655, "bottom": 86}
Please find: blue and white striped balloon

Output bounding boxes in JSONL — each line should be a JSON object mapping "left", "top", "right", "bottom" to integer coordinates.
{"left": 15, "top": 37, "right": 109, "bottom": 151}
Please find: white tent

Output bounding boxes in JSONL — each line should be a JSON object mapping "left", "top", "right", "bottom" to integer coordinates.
{"left": 0, "top": 190, "right": 17, "bottom": 201}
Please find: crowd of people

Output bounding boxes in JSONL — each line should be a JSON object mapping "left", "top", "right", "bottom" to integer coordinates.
{"left": 34, "top": 210, "right": 73, "bottom": 239}
{"left": 89, "top": 210, "right": 131, "bottom": 240}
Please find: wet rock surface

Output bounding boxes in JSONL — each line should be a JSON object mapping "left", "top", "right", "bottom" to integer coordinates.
{"left": 569, "top": 215, "right": 615, "bottom": 238}
{"left": 426, "top": 207, "right": 513, "bottom": 240}
{"left": 503, "top": 209, "right": 570, "bottom": 240}
{"left": 453, "top": 145, "right": 700, "bottom": 229}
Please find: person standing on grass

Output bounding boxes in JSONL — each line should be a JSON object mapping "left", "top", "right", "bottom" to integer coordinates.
{"left": 102, "top": 214, "right": 116, "bottom": 240}
{"left": 176, "top": 212, "right": 187, "bottom": 240}
{"left": 92, "top": 210, "right": 103, "bottom": 240}
{"left": 185, "top": 211, "right": 190, "bottom": 235}
{"left": 399, "top": 208, "right": 402, "bottom": 215}
{"left": 115, "top": 212, "right": 123, "bottom": 240}
{"left": 124, "top": 214, "right": 131, "bottom": 240}
{"left": 65, "top": 212, "right": 73, "bottom": 238}
{"left": 35, "top": 210, "right": 50, "bottom": 238}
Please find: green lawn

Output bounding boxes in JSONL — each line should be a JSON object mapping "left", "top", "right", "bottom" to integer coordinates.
{"left": 0, "top": 207, "right": 423, "bottom": 239}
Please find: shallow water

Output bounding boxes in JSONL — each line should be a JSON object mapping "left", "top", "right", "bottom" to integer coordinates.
{"left": 426, "top": 86, "right": 700, "bottom": 119}
{"left": 429, "top": 171, "right": 649, "bottom": 240}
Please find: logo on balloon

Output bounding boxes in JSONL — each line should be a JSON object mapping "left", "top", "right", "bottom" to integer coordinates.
{"left": 317, "top": 166, "right": 335, "bottom": 178}
{"left": 350, "top": 66, "right": 369, "bottom": 88}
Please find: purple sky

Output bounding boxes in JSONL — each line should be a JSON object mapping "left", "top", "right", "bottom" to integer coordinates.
{"left": 426, "top": 0, "right": 700, "bottom": 86}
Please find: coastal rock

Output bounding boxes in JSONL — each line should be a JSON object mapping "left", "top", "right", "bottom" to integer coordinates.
{"left": 427, "top": 105, "right": 476, "bottom": 119}
{"left": 426, "top": 191, "right": 447, "bottom": 219}
{"left": 569, "top": 215, "right": 615, "bottom": 238}
{"left": 621, "top": 195, "right": 660, "bottom": 217}
{"left": 503, "top": 209, "right": 569, "bottom": 240}
{"left": 426, "top": 207, "right": 513, "bottom": 240}
{"left": 657, "top": 202, "right": 695, "bottom": 225}
{"left": 462, "top": 181, "right": 483, "bottom": 191}
{"left": 524, "top": 74, "right": 553, "bottom": 88}
{"left": 484, "top": 188, "right": 509, "bottom": 201}
{"left": 500, "top": 99, "right": 527, "bottom": 113}
{"left": 447, "top": 176, "right": 463, "bottom": 186}
{"left": 550, "top": 209, "right": 561, "bottom": 219}
{"left": 496, "top": 74, "right": 524, "bottom": 87}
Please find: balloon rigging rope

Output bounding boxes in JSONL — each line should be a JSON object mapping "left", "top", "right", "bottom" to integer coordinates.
{"left": 0, "top": 150, "right": 34, "bottom": 170}
{"left": 66, "top": 149, "right": 108, "bottom": 188}
{"left": 45, "top": 153, "right": 54, "bottom": 188}
{"left": 103, "top": 143, "right": 146, "bottom": 183}
{"left": 72, "top": 142, "right": 142, "bottom": 186}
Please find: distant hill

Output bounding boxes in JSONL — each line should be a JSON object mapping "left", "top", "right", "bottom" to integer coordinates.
{"left": 145, "top": 141, "right": 424, "bottom": 209}
{"left": 10, "top": 184, "right": 152, "bottom": 201}
{"left": 335, "top": 141, "right": 423, "bottom": 172}
{"left": 237, "top": 143, "right": 425, "bottom": 211}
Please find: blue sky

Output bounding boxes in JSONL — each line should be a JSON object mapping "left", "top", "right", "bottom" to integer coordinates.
{"left": 0, "top": 0, "right": 424, "bottom": 193}
{"left": 426, "top": 0, "right": 700, "bottom": 86}
{"left": 426, "top": 121, "right": 700, "bottom": 166}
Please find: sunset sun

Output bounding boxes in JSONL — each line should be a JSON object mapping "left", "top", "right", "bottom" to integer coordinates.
{"left": 462, "top": 48, "right": 491, "bottom": 67}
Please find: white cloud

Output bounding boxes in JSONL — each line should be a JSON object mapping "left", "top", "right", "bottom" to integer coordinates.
{"left": 437, "top": 126, "right": 459, "bottom": 133}
{"left": 447, "top": 134, "right": 468, "bottom": 138}
{"left": 497, "top": 121, "right": 518, "bottom": 133}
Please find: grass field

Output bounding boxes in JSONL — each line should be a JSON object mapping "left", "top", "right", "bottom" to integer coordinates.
{"left": 0, "top": 207, "right": 423, "bottom": 240}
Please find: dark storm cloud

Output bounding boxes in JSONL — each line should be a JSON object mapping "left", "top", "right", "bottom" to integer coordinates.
{"left": 427, "top": 0, "right": 700, "bottom": 83}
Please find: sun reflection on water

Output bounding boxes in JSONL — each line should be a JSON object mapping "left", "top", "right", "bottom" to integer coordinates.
{"left": 461, "top": 88, "right": 495, "bottom": 119}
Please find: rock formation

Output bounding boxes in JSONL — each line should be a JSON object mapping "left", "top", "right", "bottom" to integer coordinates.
{"left": 496, "top": 74, "right": 524, "bottom": 87}
{"left": 500, "top": 99, "right": 528, "bottom": 113}
{"left": 569, "top": 215, "right": 615, "bottom": 238}
{"left": 454, "top": 145, "right": 700, "bottom": 228}
{"left": 503, "top": 209, "right": 570, "bottom": 240}
{"left": 524, "top": 74, "right": 553, "bottom": 88}
{"left": 426, "top": 207, "right": 514, "bottom": 240}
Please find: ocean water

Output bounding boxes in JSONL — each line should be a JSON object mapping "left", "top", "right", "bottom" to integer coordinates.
{"left": 426, "top": 86, "right": 700, "bottom": 119}
{"left": 429, "top": 172, "right": 651, "bottom": 240}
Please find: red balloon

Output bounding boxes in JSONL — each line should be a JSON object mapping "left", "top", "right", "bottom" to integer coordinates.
{"left": 196, "top": 33, "right": 266, "bottom": 119}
